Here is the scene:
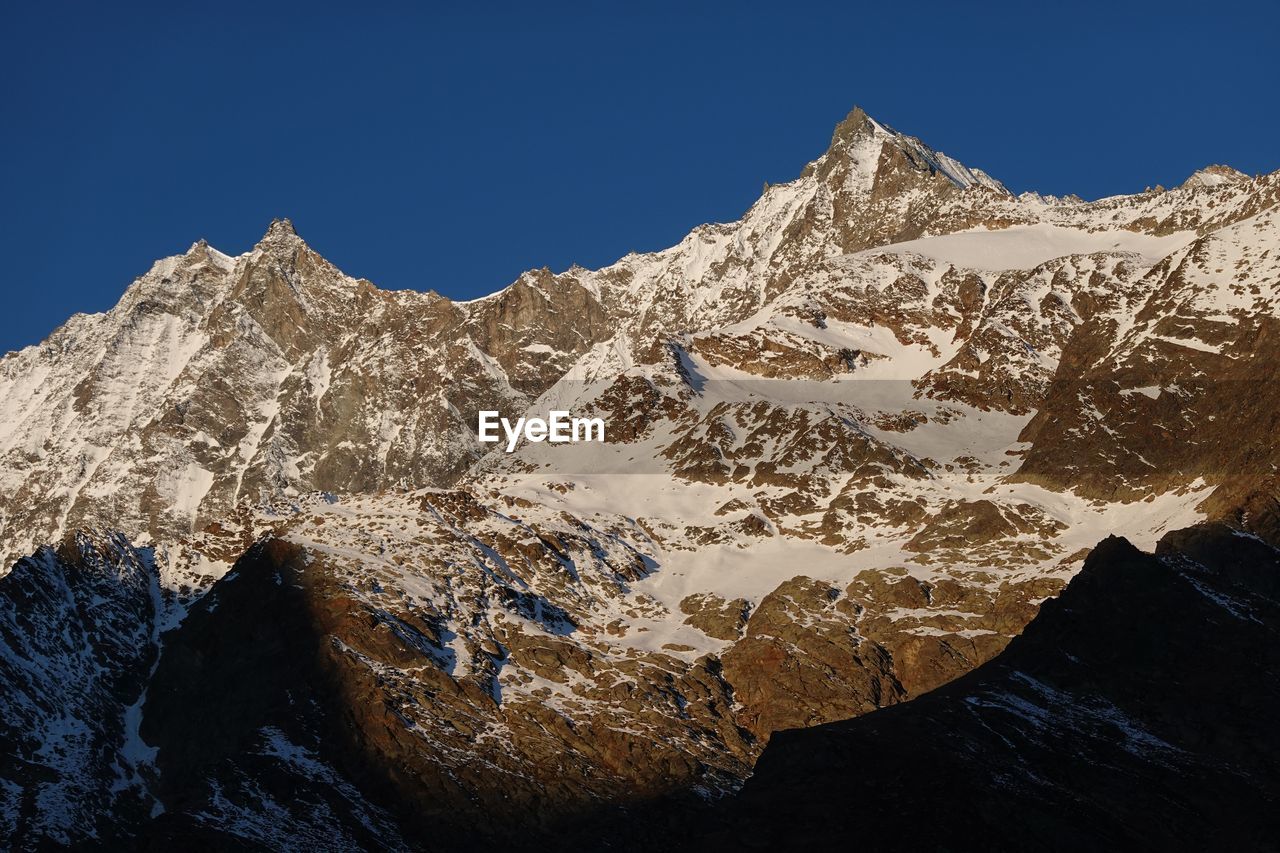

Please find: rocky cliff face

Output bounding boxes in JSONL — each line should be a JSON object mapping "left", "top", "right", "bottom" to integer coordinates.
{"left": 0, "top": 106, "right": 1277, "bottom": 849}
{"left": 680, "top": 522, "right": 1280, "bottom": 852}
{"left": 0, "top": 533, "right": 160, "bottom": 848}
{"left": 1018, "top": 203, "right": 1280, "bottom": 502}
{"left": 0, "top": 220, "right": 618, "bottom": 592}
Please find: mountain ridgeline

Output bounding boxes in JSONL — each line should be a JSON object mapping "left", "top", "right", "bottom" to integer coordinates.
{"left": 1, "top": 107, "right": 1279, "bottom": 850}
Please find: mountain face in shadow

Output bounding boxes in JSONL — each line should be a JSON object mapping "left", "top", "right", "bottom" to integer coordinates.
{"left": 682, "top": 523, "right": 1280, "bottom": 852}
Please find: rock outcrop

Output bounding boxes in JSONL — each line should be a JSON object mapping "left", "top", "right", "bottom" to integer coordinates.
{"left": 0, "top": 104, "right": 1277, "bottom": 849}
{"left": 682, "top": 523, "right": 1280, "bottom": 851}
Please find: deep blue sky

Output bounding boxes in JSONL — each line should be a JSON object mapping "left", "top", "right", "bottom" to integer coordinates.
{"left": 3, "top": 1, "right": 1277, "bottom": 354}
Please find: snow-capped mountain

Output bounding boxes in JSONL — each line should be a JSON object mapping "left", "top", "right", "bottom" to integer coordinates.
{"left": 1, "top": 106, "right": 1278, "bottom": 850}
{"left": 0, "top": 218, "right": 622, "bottom": 593}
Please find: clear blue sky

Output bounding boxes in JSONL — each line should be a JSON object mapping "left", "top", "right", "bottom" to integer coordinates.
{"left": 3, "top": 0, "right": 1277, "bottom": 354}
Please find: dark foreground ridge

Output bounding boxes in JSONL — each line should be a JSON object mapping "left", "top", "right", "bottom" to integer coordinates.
{"left": 4, "top": 521, "right": 1280, "bottom": 850}
{"left": 673, "top": 523, "right": 1280, "bottom": 852}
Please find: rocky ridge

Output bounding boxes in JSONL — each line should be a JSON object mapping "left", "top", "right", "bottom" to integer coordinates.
{"left": 0, "top": 106, "right": 1277, "bottom": 849}
{"left": 679, "top": 521, "right": 1280, "bottom": 851}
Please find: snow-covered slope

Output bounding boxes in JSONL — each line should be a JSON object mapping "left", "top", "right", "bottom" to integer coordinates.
{"left": 1, "top": 106, "right": 1274, "bottom": 589}
{"left": 0, "top": 222, "right": 613, "bottom": 591}
{"left": 0, "top": 105, "right": 1278, "bottom": 850}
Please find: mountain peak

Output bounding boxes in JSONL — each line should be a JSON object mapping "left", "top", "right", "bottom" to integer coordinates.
{"left": 252, "top": 217, "right": 308, "bottom": 257}
{"left": 829, "top": 106, "right": 882, "bottom": 147}
{"left": 821, "top": 106, "right": 1008, "bottom": 194}
{"left": 1180, "top": 164, "right": 1249, "bottom": 190}
{"left": 264, "top": 217, "right": 297, "bottom": 239}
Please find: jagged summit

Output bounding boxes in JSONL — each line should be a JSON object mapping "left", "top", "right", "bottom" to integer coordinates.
{"left": 1181, "top": 164, "right": 1250, "bottom": 190}
{"left": 822, "top": 105, "right": 1009, "bottom": 194}
{"left": 248, "top": 213, "right": 313, "bottom": 267}
{"left": 263, "top": 217, "right": 298, "bottom": 239}
{"left": 828, "top": 105, "right": 880, "bottom": 147}
{"left": 252, "top": 216, "right": 306, "bottom": 255}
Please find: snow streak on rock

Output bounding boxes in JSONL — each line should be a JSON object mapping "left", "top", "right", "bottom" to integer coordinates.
{"left": 0, "top": 105, "right": 1277, "bottom": 849}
